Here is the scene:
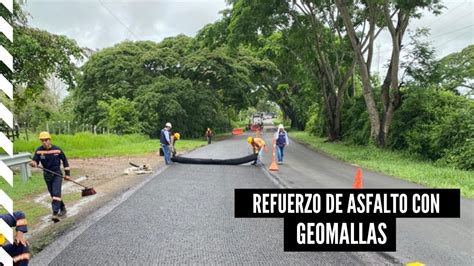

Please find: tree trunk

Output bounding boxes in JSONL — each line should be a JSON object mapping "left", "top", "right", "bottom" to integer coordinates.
{"left": 336, "top": 0, "right": 402, "bottom": 147}
{"left": 338, "top": 18, "right": 381, "bottom": 144}
{"left": 324, "top": 93, "right": 339, "bottom": 141}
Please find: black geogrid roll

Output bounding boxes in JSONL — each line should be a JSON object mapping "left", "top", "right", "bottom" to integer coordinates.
{"left": 171, "top": 153, "right": 258, "bottom": 165}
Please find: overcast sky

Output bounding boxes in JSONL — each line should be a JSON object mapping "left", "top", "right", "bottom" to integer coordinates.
{"left": 24, "top": 0, "right": 228, "bottom": 50}
{"left": 25, "top": 0, "right": 473, "bottom": 74}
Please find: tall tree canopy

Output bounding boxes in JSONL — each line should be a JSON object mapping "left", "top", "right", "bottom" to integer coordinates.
{"left": 73, "top": 34, "right": 278, "bottom": 137}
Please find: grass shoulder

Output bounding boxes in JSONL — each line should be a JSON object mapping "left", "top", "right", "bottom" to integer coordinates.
{"left": 14, "top": 133, "right": 207, "bottom": 158}
{"left": 290, "top": 131, "right": 474, "bottom": 198}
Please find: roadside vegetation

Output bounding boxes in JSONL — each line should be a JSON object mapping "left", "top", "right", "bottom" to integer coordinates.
{"left": 0, "top": 173, "right": 52, "bottom": 226}
{"left": 291, "top": 131, "right": 474, "bottom": 198}
{"left": 14, "top": 133, "right": 206, "bottom": 158}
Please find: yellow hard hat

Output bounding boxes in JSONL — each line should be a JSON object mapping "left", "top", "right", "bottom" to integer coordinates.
{"left": 247, "top": 136, "right": 253, "bottom": 144}
{"left": 0, "top": 233, "right": 5, "bottom": 245}
{"left": 38, "top": 131, "right": 51, "bottom": 140}
{"left": 174, "top": 132, "right": 180, "bottom": 140}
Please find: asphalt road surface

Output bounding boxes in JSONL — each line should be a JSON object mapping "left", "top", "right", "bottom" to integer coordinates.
{"left": 33, "top": 124, "right": 473, "bottom": 265}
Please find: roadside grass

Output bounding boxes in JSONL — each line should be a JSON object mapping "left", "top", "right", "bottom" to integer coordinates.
{"left": 291, "top": 131, "right": 474, "bottom": 198}
{"left": 0, "top": 173, "right": 51, "bottom": 226}
{"left": 10, "top": 201, "right": 50, "bottom": 228}
{"left": 214, "top": 132, "right": 233, "bottom": 141}
{"left": 14, "top": 133, "right": 207, "bottom": 158}
{"left": 62, "top": 192, "right": 82, "bottom": 203}
{"left": 0, "top": 173, "right": 47, "bottom": 201}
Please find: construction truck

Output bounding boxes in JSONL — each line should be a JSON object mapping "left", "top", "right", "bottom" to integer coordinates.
{"left": 251, "top": 113, "right": 264, "bottom": 132}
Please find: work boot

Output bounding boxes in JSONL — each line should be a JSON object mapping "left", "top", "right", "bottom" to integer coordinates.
{"left": 51, "top": 213, "right": 60, "bottom": 223}
{"left": 58, "top": 207, "right": 67, "bottom": 217}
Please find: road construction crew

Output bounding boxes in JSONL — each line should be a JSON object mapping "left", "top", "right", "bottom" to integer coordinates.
{"left": 171, "top": 132, "right": 180, "bottom": 157}
{"left": 29, "top": 132, "right": 71, "bottom": 222}
{"left": 1, "top": 211, "right": 30, "bottom": 265}
{"left": 247, "top": 136, "right": 266, "bottom": 165}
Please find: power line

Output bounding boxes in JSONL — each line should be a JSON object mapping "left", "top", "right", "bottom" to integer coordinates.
{"left": 425, "top": 1, "right": 469, "bottom": 28}
{"left": 435, "top": 29, "right": 472, "bottom": 49}
{"left": 378, "top": 24, "right": 473, "bottom": 54}
{"left": 97, "top": 0, "right": 140, "bottom": 40}
{"left": 429, "top": 24, "right": 473, "bottom": 39}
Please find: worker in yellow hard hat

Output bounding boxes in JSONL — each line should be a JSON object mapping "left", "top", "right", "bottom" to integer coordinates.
{"left": 1, "top": 211, "right": 30, "bottom": 265}
{"left": 171, "top": 132, "right": 180, "bottom": 157}
{"left": 247, "top": 136, "right": 267, "bottom": 166}
{"left": 29, "top": 131, "right": 71, "bottom": 222}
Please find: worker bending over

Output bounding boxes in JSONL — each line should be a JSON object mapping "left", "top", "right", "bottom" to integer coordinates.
{"left": 247, "top": 136, "right": 267, "bottom": 166}
{"left": 171, "top": 132, "right": 180, "bottom": 157}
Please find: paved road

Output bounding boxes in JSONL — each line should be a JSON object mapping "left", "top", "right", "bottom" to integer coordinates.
{"left": 259, "top": 124, "right": 474, "bottom": 265}
{"left": 33, "top": 132, "right": 391, "bottom": 265}
{"left": 32, "top": 123, "right": 473, "bottom": 265}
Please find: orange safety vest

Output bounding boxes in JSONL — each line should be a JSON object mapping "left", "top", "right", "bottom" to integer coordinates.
{"left": 252, "top": 138, "right": 267, "bottom": 153}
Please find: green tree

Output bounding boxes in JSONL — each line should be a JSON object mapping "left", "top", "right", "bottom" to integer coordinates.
{"left": 100, "top": 98, "right": 141, "bottom": 134}
{"left": 227, "top": 0, "right": 355, "bottom": 139}
{"left": 1, "top": 1, "right": 84, "bottom": 130}
{"left": 435, "top": 45, "right": 474, "bottom": 94}
{"left": 335, "top": 0, "right": 443, "bottom": 147}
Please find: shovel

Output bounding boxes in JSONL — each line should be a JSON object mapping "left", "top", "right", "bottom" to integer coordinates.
{"left": 36, "top": 166, "right": 97, "bottom": 197}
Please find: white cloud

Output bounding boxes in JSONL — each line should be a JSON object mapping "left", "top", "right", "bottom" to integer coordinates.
{"left": 24, "top": 0, "right": 228, "bottom": 49}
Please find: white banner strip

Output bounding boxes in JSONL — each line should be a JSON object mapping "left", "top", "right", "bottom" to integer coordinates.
{"left": 0, "top": 132, "right": 12, "bottom": 156}
{"left": 0, "top": 45, "right": 13, "bottom": 72}
{"left": 0, "top": 74, "right": 13, "bottom": 99}
{"left": 0, "top": 0, "right": 13, "bottom": 13}
{"left": 0, "top": 17, "right": 13, "bottom": 42}
{"left": 0, "top": 247, "right": 13, "bottom": 266}
{"left": 0, "top": 190, "right": 13, "bottom": 215}
{"left": 0, "top": 2, "right": 14, "bottom": 266}
{"left": 0, "top": 219, "right": 13, "bottom": 244}
{"left": 0, "top": 103, "right": 13, "bottom": 128}
{"left": 0, "top": 161, "right": 12, "bottom": 187}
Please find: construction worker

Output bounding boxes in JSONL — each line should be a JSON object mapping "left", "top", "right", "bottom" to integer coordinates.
{"left": 247, "top": 136, "right": 267, "bottom": 165}
{"left": 205, "top": 128, "right": 213, "bottom": 144}
{"left": 29, "top": 131, "right": 70, "bottom": 222}
{"left": 1, "top": 211, "right": 30, "bottom": 265}
{"left": 160, "top": 122, "right": 173, "bottom": 165}
{"left": 171, "top": 132, "right": 180, "bottom": 157}
{"left": 274, "top": 124, "right": 289, "bottom": 164}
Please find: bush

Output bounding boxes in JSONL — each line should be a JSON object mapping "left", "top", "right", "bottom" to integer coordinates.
{"left": 305, "top": 104, "right": 325, "bottom": 137}
{"left": 389, "top": 88, "right": 474, "bottom": 170}
{"left": 340, "top": 96, "right": 371, "bottom": 145}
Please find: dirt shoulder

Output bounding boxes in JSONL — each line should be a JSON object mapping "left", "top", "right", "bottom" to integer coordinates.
{"left": 28, "top": 152, "right": 166, "bottom": 254}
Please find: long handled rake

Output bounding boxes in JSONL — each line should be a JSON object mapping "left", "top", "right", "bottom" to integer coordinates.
{"left": 36, "top": 166, "right": 97, "bottom": 197}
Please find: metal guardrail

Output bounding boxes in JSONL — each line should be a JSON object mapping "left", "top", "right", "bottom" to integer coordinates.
{"left": 0, "top": 152, "right": 32, "bottom": 181}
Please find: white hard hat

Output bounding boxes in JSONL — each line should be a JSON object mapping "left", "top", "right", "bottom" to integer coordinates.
{"left": 166, "top": 122, "right": 172, "bottom": 128}
{"left": 278, "top": 124, "right": 284, "bottom": 130}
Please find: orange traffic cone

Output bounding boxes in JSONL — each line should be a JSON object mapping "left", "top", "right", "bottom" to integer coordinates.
{"left": 353, "top": 168, "right": 363, "bottom": 189}
{"left": 269, "top": 139, "right": 279, "bottom": 171}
